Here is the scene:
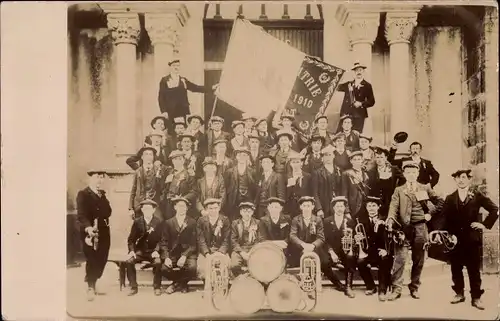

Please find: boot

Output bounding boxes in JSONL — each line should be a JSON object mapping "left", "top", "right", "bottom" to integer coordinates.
{"left": 450, "top": 293, "right": 465, "bottom": 304}
{"left": 127, "top": 287, "right": 138, "bottom": 296}
{"left": 471, "top": 298, "right": 485, "bottom": 310}
{"left": 86, "top": 288, "right": 95, "bottom": 302}
{"left": 387, "top": 289, "right": 401, "bottom": 301}
{"left": 344, "top": 271, "right": 355, "bottom": 299}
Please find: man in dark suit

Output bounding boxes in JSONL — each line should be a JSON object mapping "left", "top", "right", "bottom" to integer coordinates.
{"left": 312, "top": 115, "right": 334, "bottom": 146}
{"left": 248, "top": 130, "right": 263, "bottom": 175}
{"left": 289, "top": 196, "right": 325, "bottom": 268}
{"left": 386, "top": 161, "right": 444, "bottom": 301}
{"left": 440, "top": 169, "right": 498, "bottom": 310}
{"left": 196, "top": 198, "right": 231, "bottom": 280}
{"left": 312, "top": 144, "right": 342, "bottom": 219}
{"left": 166, "top": 117, "right": 187, "bottom": 154}
{"left": 255, "top": 154, "right": 286, "bottom": 218}
{"left": 126, "top": 131, "right": 169, "bottom": 170}
{"left": 389, "top": 141, "right": 440, "bottom": 188}
{"left": 125, "top": 199, "right": 163, "bottom": 296}
{"left": 159, "top": 196, "right": 198, "bottom": 294}
{"left": 76, "top": 169, "right": 112, "bottom": 301}
{"left": 213, "top": 138, "right": 235, "bottom": 178}
{"left": 161, "top": 150, "right": 196, "bottom": 220}
{"left": 342, "top": 150, "right": 371, "bottom": 219}
{"left": 255, "top": 118, "right": 274, "bottom": 151}
{"left": 178, "top": 131, "right": 203, "bottom": 179}
{"left": 187, "top": 114, "right": 207, "bottom": 157}
{"left": 332, "top": 133, "right": 352, "bottom": 171}
{"left": 230, "top": 202, "right": 260, "bottom": 277}
{"left": 129, "top": 146, "right": 166, "bottom": 220}
{"left": 335, "top": 115, "right": 360, "bottom": 152}
{"left": 229, "top": 121, "right": 250, "bottom": 158}
{"left": 206, "top": 116, "right": 231, "bottom": 156}
{"left": 285, "top": 151, "right": 312, "bottom": 217}
{"left": 257, "top": 197, "right": 291, "bottom": 250}
{"left": 195, "top": 157, "right": 226, "bottom": 217}
{"left": 303, "top": 134, "right": 325, "bottom": 174}
{"left": 336, "top": 62, "right": 375, "bottom": 132}
{"left": 224, "top": 147, "right": 257, "bottom": 221}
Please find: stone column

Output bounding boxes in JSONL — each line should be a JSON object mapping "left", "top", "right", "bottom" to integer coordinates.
{"left": 385, "top": 9, "right": 420, "bottom": 150}
{"left": 106, "top": 13, "right": 140, "bottom": 162}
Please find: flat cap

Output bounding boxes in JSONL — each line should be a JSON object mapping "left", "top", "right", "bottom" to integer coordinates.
{"left": 202, "top": 157, "right": 217, "bottom": 167}
{"left": 203, "top": 198, "right": 222, "bottom": 206}
{"left": 173, "top": 117, "right": 186, "bottom": 125}
{"left": 239, "top": 202, "right": 256, "bottom": 210}
{"left": 140, "top": 199, "right": 158, "bottom": 207}
{"left": 171, "top": 196, "right": 190, "bottom": 206}
{"left": 168, "top": 150, "right": 185, "bottom": 159}
{"left": 266, "top": 197, "right": 285, "bottom": 205}
{"left": 231, "top": 120, "right": 245, "bottom": 128}
{"left": 298, "top": 196, "right": 315, "bottom": 205}
{"left": 186, "top": 114, "right": 204, "bottom": 125}
{"left": 402, "top": 160, "right": 420, "bottom": 170}
{"left": 210, "top": 116, "right": 224, "bottom": 123}
{"left": 331, "top": 196, "right": 348, "bottom": 205}
{"left": 321, "top": 144, "right": 335, "bottom": 155}
{"left": 365, "top": 196, "right": 381, "bottom": 205}
{"left": 348, "top": 150, "right": 364, "bottom": 159}
{"left": 451, "top": 169, "right": 472, "bottom": 178}
{"left": 138, "top": 146, "right": 158, "bottom": 156}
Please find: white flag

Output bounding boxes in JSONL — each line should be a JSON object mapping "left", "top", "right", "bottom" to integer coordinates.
{"left": 216, "top": 19, "right": 306, "bottom": 118}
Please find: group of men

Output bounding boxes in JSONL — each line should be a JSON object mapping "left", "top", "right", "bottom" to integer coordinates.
{"left": 76, "top": 60, "right": 498, "bottom": 311}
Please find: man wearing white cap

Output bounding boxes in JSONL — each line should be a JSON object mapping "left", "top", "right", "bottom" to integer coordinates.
{"left": 386, "top": 160, "right": 444, "bottom": 301}
{"left": 336, "top": 62, "right": 375, "bottom": 132}
{"left": 242, "top": 113, "right": 257, "bottom": 137}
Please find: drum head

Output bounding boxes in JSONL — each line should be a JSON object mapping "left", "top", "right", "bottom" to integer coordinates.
{"left": 267, "top": 276, "right": 302, "bottom": 313}
{"left": 248, "top": 243, "right": 285, "bottom": 283}
{"left": 229, "top": 275, "right": 265, "bottom": 314}
{"left": 394, "top": 131, "right": 408, "bottom": 143}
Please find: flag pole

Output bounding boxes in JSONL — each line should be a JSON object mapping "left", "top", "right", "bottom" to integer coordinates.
{"left": 210, "top": 95, "right": 218, "bottom": 120}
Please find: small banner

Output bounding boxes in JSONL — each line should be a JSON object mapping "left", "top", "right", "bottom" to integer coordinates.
{"left": 284, "top": 56, "right": 345, "bottom": 136}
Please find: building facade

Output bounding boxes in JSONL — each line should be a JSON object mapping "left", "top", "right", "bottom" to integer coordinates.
{"left": 67, "top": 2, "right": 499, "bottom": 272}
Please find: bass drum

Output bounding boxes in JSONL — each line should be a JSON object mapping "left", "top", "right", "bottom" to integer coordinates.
{"left": 267, "top": 274, "right": 303, "bottom": 313}
{"left": 229, "top": 274, "right": 265, "bottom": 314}
{"left": 247, "top": 241, "right": 286, "bottom": 284}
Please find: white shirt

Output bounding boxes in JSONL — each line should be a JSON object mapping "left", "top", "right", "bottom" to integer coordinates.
{"left": 144, "top": 215, "right": 153, "bottom": 226}
{"left": 324, "top": 164, "right": 335, "bottom": 174}
{"left": 208, "top": 215, "right": 219, "bottom": 226}
{"left": 458, "top": 187, "right": 469, "bottom": 202}
{"left": 270, "top": 214, "right": 280, "bottom": 224}
{"left": 263, "top": 171, "right": 272, "bottom": 181}
{"left": 303, "top": 215, "right": 312, "bottom": 226}
{"left": 242, "top": 219, "right": 251, "bottom": 229}
{"left": 411, "top": 156, "right": 421, "bottom": 164}
{"left": 334, "top": 215, "right": 343, "bottom": 229}
{"left": 175, "top": 214, "right": 186, "bottom": 228}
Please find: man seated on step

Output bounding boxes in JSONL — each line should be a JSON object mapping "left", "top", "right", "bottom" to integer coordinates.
{"left": 196, "top": 198, "right": 231, "bottom": 280}
{"left": 257, "top": 197, "right": 291, "bottom": 262}
{"left": 126, "top": 199, "right": 163, "bottom": 296}
{"left": 159, "top": 196, "right": 198, "bottom": 295}
{"left": 230, "top": 202, "right": 260, "bottom": 277}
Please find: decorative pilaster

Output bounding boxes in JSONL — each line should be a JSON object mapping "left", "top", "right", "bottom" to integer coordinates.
{"left": 107, "top": 13, "right": 140, "bottom": 45}
{"left": 385, "top": 8, "right": 421, "bottom": 150}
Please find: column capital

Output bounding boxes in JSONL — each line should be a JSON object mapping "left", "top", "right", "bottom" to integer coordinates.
{"left": 145, "top": 13, "right": 181, "bottom": 46}
{"left": 336, "top": 5, "right": 380, "bottom": 46}
{"left": 106, "top": 13, "right": 140, "bottom": 45}
{"left": 385, "top": 10, "right": 421, "bottom": 45}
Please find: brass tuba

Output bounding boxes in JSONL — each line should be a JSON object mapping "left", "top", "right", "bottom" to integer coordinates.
{"left": 297, "top": 251, "right": 321, "bottom": 312}
{"left": 204, "top": 252, "right": 230, "bottom": 310}
{"left": 355, "top": 218, "right": 369, "bottom": 263}
{"left": 84, "top": 218, "right": 99, "bottom": 251}
{"left": 341, "top": 218, "right": 354, "bottom": 258}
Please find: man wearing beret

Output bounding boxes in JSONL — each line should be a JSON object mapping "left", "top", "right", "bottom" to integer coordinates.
{"left": 195, "top": 157, "right": 227, "bottom": 217}
{"left": 386, "top": 160, "right": 444, "bottom": 301}
{"left": 129, "top": 146, "right": 166, "bottom": 220}
{"left": 312, "top": 144, "right": 342, "bottom": 219}
{"left": 230, "top": 202, "right": 260, "bottom": 277}
{"left": 289, "top": 196, "right": 326, "bottom": 268}
{"left": 196, "top": 199, "right": 231, "bottom": 280}
{"left": 206, "top": 116, "right": 231, "bottom": 156}
{"left": 159, "top": 196, "right": 198, "bottom": 294}
{"left": 342, "top": 150, "right": 371, "bottom": 219}
{"left": 439, "top": 169, "right": 498, "bottom": 310}
{"left": 125, "top": 199, "right": 163, "bottom": 296}
{"left": 254, "top": 153, "right": 286, "bottom": 219}
{"left": 77, "top": 170, "right": 112, "bottom": 301}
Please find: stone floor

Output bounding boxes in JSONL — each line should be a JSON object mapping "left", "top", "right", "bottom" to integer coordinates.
{"left": 66, "top": 261, "right": 500, "bottom": 320}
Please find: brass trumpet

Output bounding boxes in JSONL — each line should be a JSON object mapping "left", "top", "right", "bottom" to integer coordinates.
{"left": 341, "top": 219, "right": 354, "bottom": 258}
{"left": 355, "top": 218, "right": 369, "bottom": 263}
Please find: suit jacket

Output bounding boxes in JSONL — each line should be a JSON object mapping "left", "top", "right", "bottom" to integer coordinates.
{"left": 341, "top": 169, "right": 371, "bottom": 217}
{"left": 249, "top": 149, "right": 263, "bottom": 177}
{"left": 206, "top": 130, "right": 231, "bottom": 156}
{"left": 255, "top": 171, "right": 286, "bottom": 208}
{"left": 158, "top": 75, "right": 206, "bottom": 118}
{"left": 387, "top": 182, "right": 444, "bottom": 227}
{"left": 441, "top": 187, "right": 498, "bottom": 244}
{"left": 215, "top": 156, "right": 235, "bottom": 178}
{"left": 270, "top": 148, "right": 293, "bottom": 176}
{"left": 196, "top": 214, "right": 231, "bottom": 256}
{"left": 367, "top": 164, "right": 405, "bottom": 218}
{"left": 290, "top": 214, "right": 325, "bottom": 251}
{"left": 257, "top": 214, "right": 291, "bottom": 243}
{"left": 285, "top": 171, "right": 312, "bottom": 217}
{"left": 127, "top": 216, "right": 163, "bottom": 253}
{"left": 389, "top": 152, "right": 440, "bottom": 188}
{"left": 323, "top": 215, "right": 355, "bottom": 257}
{"left": 312, "top": 165, "right": 342, "bottom": 217}
{"left": 195, "top": 175, "right": 226, "bottom": 213}
{"left": 182, "top": 150, "right": 203, "bottom": 179}
{"left": 229, "top": 135, "right": 250, "bottom": 158}
{"left": 303, "top": 152, "right": 324, "bottom": 174}
{"left": 334, "top": 150, "right": 351, "bottom": 171}
{"left": 162, "top": 168, "right": 197, "bottom": 207}
{"left": 355, "top": 212, "right": 388, "bottom": 261}
{"left": 231, "top": 218, "right": 260, "bottom": 253}
{"left": 224, "top": 165, "right": 258, "bottom": 218}
{"left": 126, "top": 146, "right": 169, "bottom": 170}
{"left": 129, "top": 164, "right": 166, "bottom": 211}
{"left": 159, "top": 215, "right": 197, "bottom": 260}
{"left": 76, "top": 187, "right": 112, "bottom": 232}
{"left": 337, "top": 80, "right": 375, "bottom": 119}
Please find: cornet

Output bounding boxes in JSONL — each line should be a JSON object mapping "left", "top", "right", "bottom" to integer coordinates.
{"left": 355, "top": 218, "right": 369, "bottom": 263}
{"left": 341, "top": 219, "right": 354, "bottom": 258}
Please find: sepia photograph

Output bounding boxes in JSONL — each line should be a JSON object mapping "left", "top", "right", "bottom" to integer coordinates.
{"left": 64, "top": 1, "right": 499, "bottom": 319}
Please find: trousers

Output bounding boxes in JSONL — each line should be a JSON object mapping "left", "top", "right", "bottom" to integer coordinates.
{"left": 450, "top": 242, "right": 484, "bottom": 299}
{"left": 82, "top": 229, "right": 110, "bottom": 288}
{"left": 162, "top": 255, "right": 198, "bottom": 285}
{"left": 126, "top": 253, "right": 162, "bottom": 289}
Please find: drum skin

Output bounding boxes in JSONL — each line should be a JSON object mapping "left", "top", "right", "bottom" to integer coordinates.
{"left": 247, "top": 242, "right": 286, "bottom": 284}
{"left": 267, "top": 274, "right": 302, "bottom": 313}
{"left": 229, "top": 274, "right": 265, "bottom": 314}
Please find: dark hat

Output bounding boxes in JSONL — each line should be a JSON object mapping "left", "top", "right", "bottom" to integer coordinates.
{"left": 248, "top": 130, "right": 260, "bottom": 139}
{"left": 339, "top": 114, "right": 353, "bottom": 122}
{"left": 186, "top": 114, "right": 204, "bottom": 125}
{"left": 331, "top": 196, "right": 348, "bottom": 205}
{"left": 234, "top": 146, "right": 251, "bottom": 157}
{"left": 203, "top": 198, "right": 222, "bottom": 207}
{"left": 168, "top": 59, "right": 180, "bottom": 66}
{"left": 147, "top": 130, "right": 165, "bottom": 138}
{"left": 365, "top": 196, "right": 381, "bottom": 205}
{"left": 266, "top": 197, "right": 285, "bottom": 206}
{"left": 231, "top": 120, "right": 245, "bottom": 129}
{"left": 314, "top": 114, "right": 328, "bottom": 123}
{"left": 321, "top": 144, "right": 335, "bottom": 155}
{"left": 309, "top": 133, "right": 326, "bottom": 145}
{"left": 213, "top": 138, "right": 228, "bottom": 146}
{"left": 138, "top": 146, "right": 158, "bottom": 156}
{"left": 140, "top": 199, "right": 158, "bottom": 207}
{"left": 371, "top": 145, "right": 390, "bottom": 156}
{"left": 202, "top": 157, "right": 217, "bottom": 167}
{"left": 87, "top": 169, "right": 107, "bottom": 176}
{"left": 168, "top": 150, "right": 185, "bottom": 160}
{"left": 178, "top": 131, "right": 196, "bottom": 141}
{"left": 259, "top": 153, "right": 275, "bottom": 162}
{"left": 332, "top": 132, "right": 347, "bottom": 142}
{"left": 173, "top": 117, "right": 186, "bottom": 126}
{"left": 451, "top": 169, "right": 473, "bottom": 178}
{"left": 351, "top": 62, "right": 367, "bottom": 70}
{"left": 348, "top": 150, "right": 363, "bottom": 160}
{"left": 255, "top": 118, "right": 267, "bottom": 127}
{"left": 359, "top": 132, "right": 373, "bottom": 142}
{"left": 402, "top": 160, "right": 420, "bottom": 170}
{"left": 210, "top": 116, "right": 224, "bottom": 123}
{"left": 298, "top": 196, "right": 315, "bottom": 205}
{"left": 150, "top": 115, "right": 168, "bottom": 129}
{"left": 239, "top": 202, "right": 256, "bottom": 210}
{"left": 171, "top": 195, "right": 190, "bottom": 206}
{"left": 275, "top": 129, "right": 294, "bottom": 142}
{"left": 280, "top": 110, "right": 295, "bottom": 121}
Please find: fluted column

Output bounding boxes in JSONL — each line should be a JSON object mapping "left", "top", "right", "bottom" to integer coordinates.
{"left": 106, "top": 13, "right": 140, "bottom": 160}
{"left": 385, "top": 9, "right": 420, "bottom": 148}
